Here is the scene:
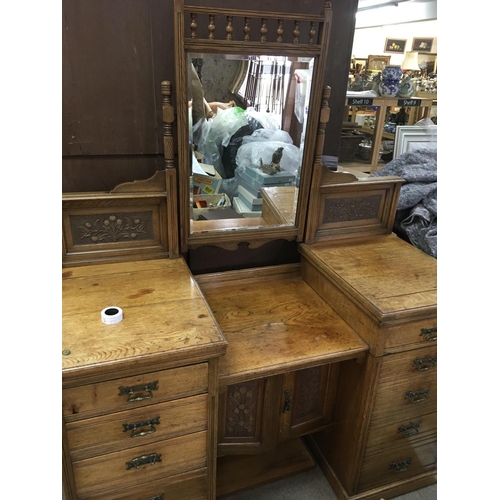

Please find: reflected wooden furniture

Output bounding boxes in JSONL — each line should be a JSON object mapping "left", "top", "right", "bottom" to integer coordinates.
{"left": 261, "top": 186, "right": 299, "bottom": 225}
{"left": 62, "top": 259, "right": 227, "bottom": 500}
{"left": 343, "top": 96, "right": 434, "bottom": 173}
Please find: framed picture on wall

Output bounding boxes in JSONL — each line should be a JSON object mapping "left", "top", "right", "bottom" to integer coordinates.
{"left": 367, "top": 55, "right": 391, "bottom": 72}
{"left": 412, "top": 37, "right": 434, "bottom": 52}
{"left": 384, "top": 38, "right": 406, "bottom": 53}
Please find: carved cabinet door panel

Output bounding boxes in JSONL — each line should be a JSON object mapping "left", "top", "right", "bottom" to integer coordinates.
{"left": 218, "top": 376, "right": 283, "bottom": 456}
{"left": 279, "top": 363, "right": 340, "bottom": 442}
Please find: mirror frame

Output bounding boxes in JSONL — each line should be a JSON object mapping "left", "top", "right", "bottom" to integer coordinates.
{"left": 173, "top": 0, "right": 333, "bottom": 252}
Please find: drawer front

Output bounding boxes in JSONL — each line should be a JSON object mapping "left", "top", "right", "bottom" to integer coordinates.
{"left": 82, "top": 468, "right": 208, "bottom": 500}
{"left": 73, "top": 430, "right": 207, "bottom": 497}
{"left": 371, "top": 372, "right": 436, "bottom": 426}
{"left": 358, "top": 438, "right": 437, "bottom": 492}
{"left": 385, "top": 317, "right": 437, "bottom": 350}
{"left": 366, "top": 411, "right": 437, "bottom": 451}
{"left": 67, "top": 394, "right": 208, "bottom": 461}
{"left": 378, "top": 345, "right": 437, "bottom": 384}
{"left": 63, "top": 363, "right": 208, "bottom": 420}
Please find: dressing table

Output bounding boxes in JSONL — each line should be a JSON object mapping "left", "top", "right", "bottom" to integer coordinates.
{"left": 62, "top": 2, "right": 437, "bottom": 499}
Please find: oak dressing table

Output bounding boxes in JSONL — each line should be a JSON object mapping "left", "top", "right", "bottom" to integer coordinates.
{"left": 62, "top": 2, "right": 436, "bottom": 499}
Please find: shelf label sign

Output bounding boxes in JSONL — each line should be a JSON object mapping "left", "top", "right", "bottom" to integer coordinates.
{"left": 398, "top": 98, "right": 421, "bottom": 107}
{"left": 347, "top": 98, "right": 374, "bottom": 106}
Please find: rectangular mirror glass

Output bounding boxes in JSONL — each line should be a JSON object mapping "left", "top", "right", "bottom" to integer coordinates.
{"left": 187, "top": 53, "right": 314, "bottom": 233}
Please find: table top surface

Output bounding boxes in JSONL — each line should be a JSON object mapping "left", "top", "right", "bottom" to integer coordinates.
{"left": 62, "top": 258, "right": 227, "bottom": 381}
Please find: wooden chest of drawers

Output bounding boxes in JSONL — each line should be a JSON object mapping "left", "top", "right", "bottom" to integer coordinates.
{"left": 62, "top": 259, "right": 227, "bottom": 500}
{"left": 299, "top": 235, "right": 437, "bottom": 500}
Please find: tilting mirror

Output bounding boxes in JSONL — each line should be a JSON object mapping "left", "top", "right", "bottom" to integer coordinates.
{"left": 188, "top": 53, "right": 314, "bottom": 232}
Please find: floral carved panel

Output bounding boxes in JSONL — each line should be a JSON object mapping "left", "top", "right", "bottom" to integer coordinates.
{"left": 69, "top": 211, "right": 154, "bottom": 246}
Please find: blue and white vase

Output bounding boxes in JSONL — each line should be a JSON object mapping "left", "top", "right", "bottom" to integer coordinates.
{"left": 379, "top": 65, "right": 402, "bottom": 97}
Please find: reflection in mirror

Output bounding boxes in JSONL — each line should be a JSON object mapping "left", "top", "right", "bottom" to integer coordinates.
{"left": 187, "top": 53, "right": 314, "bottom": 233}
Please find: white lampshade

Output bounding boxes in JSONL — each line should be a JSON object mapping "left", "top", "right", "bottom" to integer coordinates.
{"left": 401, "top": 51, "right": 420, "bottom": 71}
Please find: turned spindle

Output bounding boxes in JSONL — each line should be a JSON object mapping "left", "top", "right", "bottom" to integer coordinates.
{"left": 260, "top": 18, "right": 268, "bottom": 42}
{"left": 276, "top": 19, "right": 284, "bottom": 43}
{"left": 243, "top": 17, "right": 250, "bottom": 41}
{"left": 190, "top": 13, "right": 197, "bottom": 38}
{"left": 226, "top": 16, "right": 233, "bottom": 41}
{"left": 208, "top": 14, "right": 215, "bottom": 40}
{"left": 293, "top": 21, "right": 300, "bottom": 44}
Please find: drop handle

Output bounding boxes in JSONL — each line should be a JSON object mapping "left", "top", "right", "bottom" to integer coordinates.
{"left": 398, "top": 421, "right": 420, "bottom": 437}
{"left": 413, "top": 356, "right": 436, "bottom": 371}
{"left": 119, "top": 381, "right": 159, "bottom": 402}
{"left": 126, "top": 453, "right": 162, "bottom": 470}
{"left": 390, "top": 458, "right": 411, "bottom": 473}
{"left": 420, "top": 327, "right": 437, "bottom": 341}
{"left": 283, "top": 389, "right": 292, "bottom": 413}
{"left": 144, "top": 495, "right": 163, "bottom": 500}
{"left": 405, "top": 388, "right": 429, "bottom": 403}
{"left": 123, "top": 416, "right": 160, "bottom": 438}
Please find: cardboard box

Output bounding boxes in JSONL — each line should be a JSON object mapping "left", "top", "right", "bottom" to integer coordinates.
{"left": 192, "top": 193, "right": 231, "bottom": 220}
{"left": 233, "top": 196, "right": 262, "bottom": 218}
{"left": 191, "top": 153, "right": 222, "bottom": 195}
{"left": 243, "top": 167, "right": 296, "bottom": 186}
{"left": 237, "top": 184, "right": 263, "bottom": 210}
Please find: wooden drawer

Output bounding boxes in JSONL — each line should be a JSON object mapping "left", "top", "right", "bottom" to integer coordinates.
{"left": 371, "top": 370, "right": 436, "bottom": 426}
{"left": 358, "top": 438, "right": 437, "bottom": 492}
{"left": 378, "top": 345, "right": 437, "bottom": 384}
{"left": 384, "top": 318, "right": 437, "bottom": 352}
{"left": 73, "top": 430, "right": 207, "bottom": 497}
{"left": 63, "top": 363, "right": 208, "bottom": 420}
{"left": 80, "top": 468, "right": 208, "bottom": 500}
{"left": 66, "top": 394, "right": 208, "bottom": 461}
{"left": 366, "top": 411, "right": 436, "bottom": 451}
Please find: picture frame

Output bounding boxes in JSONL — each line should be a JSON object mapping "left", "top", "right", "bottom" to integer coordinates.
{"left": 412, "top": 37, "right": 434, "bottom": 52}
{"left": 367, "top": 55, "right": 391, "bottom": 72}
{"left": 384, "top": 38, "right": 406, "bottom": 53}
{"left": 393, "top": 125, "right": 437, "bottom": 159}
{"left": 351, "top": 57, "right": 368, "bottom": 73}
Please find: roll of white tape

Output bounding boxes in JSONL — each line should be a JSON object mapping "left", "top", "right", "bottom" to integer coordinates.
{"left": 101, "top": 306, "right": 123, "bottom": 324}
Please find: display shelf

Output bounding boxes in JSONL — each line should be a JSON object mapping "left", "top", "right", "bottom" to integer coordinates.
{"left": 345, "top": 96, "right": 434, "bottom": 173}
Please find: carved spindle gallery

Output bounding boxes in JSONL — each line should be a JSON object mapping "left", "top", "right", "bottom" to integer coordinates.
{"left": 260, "top": 18, "right": 268, "bottom": 42}
{"left": 243, "top": 17, "right": 250, "bottom": 41}
{"left": 309, "top": 21, "right": 317, "bottom": 44}
{"left": 226, "top": 16, "right": 233, "bottom": 41}
{"left": 315, "top": 86, "right": 331, "bottom": 163}
{"left": 208, "top": 14, "right": 216, "bottom": 40}
{"left": 190, "top": 13, "right": 197, "bottom": 38}
{"left": 293, "top": 20, "right": 300, "bottom": 44}
{"left": 276, "top": 19, "right": 284, "bottom": 43}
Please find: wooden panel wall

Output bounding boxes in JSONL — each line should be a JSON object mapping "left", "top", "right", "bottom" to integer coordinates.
{"left": 62, "top": 0, "right": 357, "bottom": 192}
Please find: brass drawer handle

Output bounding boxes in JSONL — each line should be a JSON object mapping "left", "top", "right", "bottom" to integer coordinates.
{"left": 413, "top": 356, "right": 436, "bottom": 371}
{"left": 119, "top": 381, "right": 159, "bottom": 402}
{"left": 126, "top": 453, "right": 162, "bottom": 470}
{"left": 397, "top": 421, "right": 420, "bottom": 437}
{"left": 145, "top": 495, "right": 163, "bottom": 500}
{"left": 420, "top": 327, "right": 437, "bottom": 341}
{"left": 405, "top": 388, "right": 429, "bottom": 403}
{"left": 123, "top": 416, "right": 160, "bottom": 438}
{"left": 283, "top": 389, "right": 292, "bottom": 413}
{"left": 390, "top": 458, "right": 411, "bottom": 473}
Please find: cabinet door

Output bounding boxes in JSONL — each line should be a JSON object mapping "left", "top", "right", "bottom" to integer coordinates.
{"left": 218, "top": 376, "right": 282, "bottom": 456}
{"left": 279, "top": 364, "right": 339, "bottom": 442}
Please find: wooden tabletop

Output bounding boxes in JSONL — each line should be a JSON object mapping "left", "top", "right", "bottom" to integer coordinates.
{"left": 196, "top": 265, "right": 368, "bottom": 384}
{"left": 299, "top": 234, "right": 437, "bottom": 323}
{"left": 62, "top": 258, "right": 227, "bottom": 385}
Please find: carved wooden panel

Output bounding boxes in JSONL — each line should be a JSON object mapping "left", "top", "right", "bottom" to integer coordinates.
{"left": 279, "top": 364, "right": 339, "bottom": 442}
{"left": 218, "top": 376, "right": 282, "bottom": 456}
{"left": 304, "top": 166, "right": 404, "bottom": 244}
{"left": 62, "top": 195, "right": 169, "bottom": 266}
